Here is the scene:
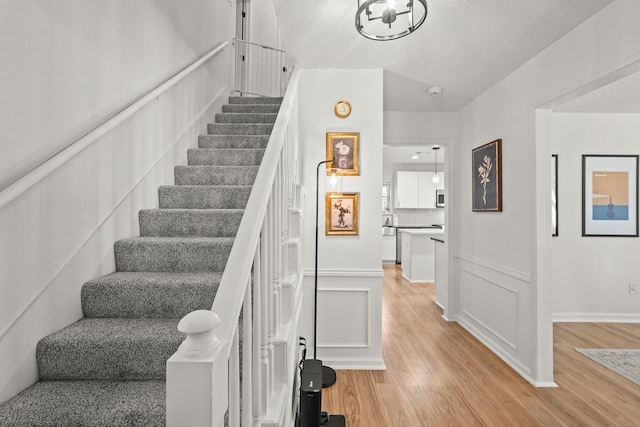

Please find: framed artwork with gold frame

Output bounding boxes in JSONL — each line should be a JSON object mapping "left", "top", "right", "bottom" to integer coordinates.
{"left": 325, "top": 193, "right": 359, "bottom": 235}
{"left": 326, "top": 132, "right": 359, "bottom": 176}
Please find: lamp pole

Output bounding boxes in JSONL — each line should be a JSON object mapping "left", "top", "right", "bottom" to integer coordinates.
{"left": 313, "top": 158, "right": 338, "bottom": 389}
{"left": 314, "top": 159, "right": 333, "bottom": 359}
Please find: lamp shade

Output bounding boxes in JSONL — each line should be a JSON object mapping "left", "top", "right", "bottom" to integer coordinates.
{"left": 326, "top": 168, "right": 343, "bottom": 195}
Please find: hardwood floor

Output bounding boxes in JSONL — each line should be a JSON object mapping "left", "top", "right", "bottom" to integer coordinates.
{"left": 322, "top": 264, "right": 640, "bottom": 426}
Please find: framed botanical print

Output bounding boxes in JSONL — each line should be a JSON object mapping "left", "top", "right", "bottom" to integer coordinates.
{"left": 326, "top": 132, "right": 359, "bottom": 176}
{"left": 325, "top": 193, "right": 359, "bottom": 235}
{"left": 582, "top": 154, "right": 638, "bottom": 237}
{"left": 472, "top": 139, "right": 502, "bottom": 212}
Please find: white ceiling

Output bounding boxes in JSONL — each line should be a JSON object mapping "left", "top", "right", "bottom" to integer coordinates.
{"left": 383, "top": 145, "right": 444, "bottom": 166}
{"left": 554, "top": 71, "right": 640, "bottom": 114}
{"left": 273, "top": 0, "right": 614, "bottom": 112}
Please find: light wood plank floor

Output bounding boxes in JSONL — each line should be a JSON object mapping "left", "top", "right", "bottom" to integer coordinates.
{"left": 322, "top": 264, "right": 640, "bottom": 426}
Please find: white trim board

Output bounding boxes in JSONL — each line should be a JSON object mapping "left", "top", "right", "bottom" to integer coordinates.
{"left": 455, "top": 253, "right": 531, "bottom": 283}
{"left": 553, "top": 313, "right": 640, "bottom": 323}
{"left": 318, "top": 357, "right": 386, "bottom": 371}
{"left": 303, "top": 268, "right": 384, "bottom": 278}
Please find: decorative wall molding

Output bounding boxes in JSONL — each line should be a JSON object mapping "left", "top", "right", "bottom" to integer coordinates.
{"left": 456, "top": 252, "right": 531, "bottom": 283}
{"left": 317, "top": 288, "right": 370, "bottom": 348}
{"left": 303, "top": 268, "right": 384, "bottom": 278}
{"left": 460, "top": 268, "right": 520, "bottom": 295}
{"left": 456, "top": 254, "right": 535, "bottom": 382}
{"left": 458, "top": 266, "right": 521, "bottom": 351}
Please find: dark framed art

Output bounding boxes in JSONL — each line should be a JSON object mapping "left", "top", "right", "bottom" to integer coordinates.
{"left": 552, "top": 154, "right": 558, "bottom": 237}
{"left": 326, "top": 132, "right": 359, "bottom": 176}
{"left": 325, "top": 192, "right": 359, "bottom": 235}
{"left": 472, "top": 139, "right": 502, "bottom": 212}
{"left": 582, "top": 154, "right": 638, "bottom": 237}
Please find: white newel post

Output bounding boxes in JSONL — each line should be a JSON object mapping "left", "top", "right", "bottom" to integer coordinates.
{"left": 166, "top": 310, "right": 228, "bottom": 427}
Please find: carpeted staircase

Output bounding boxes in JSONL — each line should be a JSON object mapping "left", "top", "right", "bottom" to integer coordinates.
{"left": 0, "top": 96, "right": 282, "bottom": 426}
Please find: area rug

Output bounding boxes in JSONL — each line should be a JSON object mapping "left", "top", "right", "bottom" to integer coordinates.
{"left": 576, "top": 348, "right": 640, "bottom": 386}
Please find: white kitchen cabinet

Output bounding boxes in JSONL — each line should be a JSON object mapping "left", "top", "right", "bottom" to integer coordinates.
{"left": 399, "top": 229, "right": 444, "bottom": 282}
{"left": 394, "top": 171, "right": 419, "bottom": 208}
{"left": 382, "top": 235, "right": 396, "bottom": 263}
{"left": 418, "top": 172, "right": 434, "bottom": 208}
{"left": 393, "top": 171, "right": 444, "bottom": 209}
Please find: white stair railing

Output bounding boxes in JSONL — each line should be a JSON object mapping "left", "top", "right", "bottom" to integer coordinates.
{"left": 232, "top": 38, "right": 290, "bottom": 98}
{"left": 167, "top": 68, "right": 303, "bottom": 427}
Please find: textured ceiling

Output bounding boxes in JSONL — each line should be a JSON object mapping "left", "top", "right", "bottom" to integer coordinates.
{"left": 383, "top": 145, "right": 445, "bottom": 167}
{"left": 273, "top": 0, "right": 614, "bottom": 112}
{"left": 554, "top": 71, "right": 640, "bottom": 114}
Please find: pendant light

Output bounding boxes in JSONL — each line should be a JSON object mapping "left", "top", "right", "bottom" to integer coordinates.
{"left": 432, "top": 146, "right": 440, "bottom": 184}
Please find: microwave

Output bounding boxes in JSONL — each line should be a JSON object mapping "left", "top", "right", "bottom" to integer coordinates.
{"left": 436, "top": 189, "right": 445, "bottom": 208}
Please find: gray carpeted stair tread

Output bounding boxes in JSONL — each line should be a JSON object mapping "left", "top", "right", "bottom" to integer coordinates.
{"left": 187, "top": 148, "right": 265, "bottom": 166}
{"left": 198, "top": 134, "right": 270, "bottom": 149}
{"left": 175, "top": 165, "right": 259, "bottom": 185}
{"left": 2, "top": 96, "right": 274, "bottom": 424}
{"left": 159, "top": 185, "right": 252, "bottom": 209}
{"left": 208, "top": 123, "right": 274, "bottom": 135}
{"left": 215, "top": 112, "right": 278, "bottom": 123}
{"left": 82, "top": 272, "right": 221, "bottom": 318}
{"left": 37, "top": 318, "right": 182, "bottom": 380}
{"left": 115, "top": 236, "right": 234, "bottom": 272}
{"left": 0, "top": 380, "right": 165, "bottom": 427}
{"left": 139, "top": 208, "right": 244, "bottom": 237}
{"left": 228, "top": 96, "right": 283, "bottom": 105}
{"left": 222, "top": 104, "right": 280, "bottom": 114}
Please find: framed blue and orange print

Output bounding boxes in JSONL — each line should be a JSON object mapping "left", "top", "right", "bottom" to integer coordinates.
{"left": 582, "top": 154, "right": 639, "bottom": 237}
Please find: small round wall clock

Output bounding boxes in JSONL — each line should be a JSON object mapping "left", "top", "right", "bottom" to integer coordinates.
{"left": 334, "top": 100, "right": 352, "bottom": 119}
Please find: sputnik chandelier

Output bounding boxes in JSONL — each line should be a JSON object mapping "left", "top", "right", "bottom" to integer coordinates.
{"left": 355, "top": 0, "right": 428, "bottom": 41}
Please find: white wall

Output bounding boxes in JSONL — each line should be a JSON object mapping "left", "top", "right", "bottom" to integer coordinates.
{"left": 245, "top": 0, "right": 282, "bottom": 49}
{"left": 454, "top": 0, "right": 640, "bottom": 385}
{"left": 0, "top": 0, "right": 235, "bottom": 403}
{"left": 384, "top": 111, "right": 458, "bottom": 146}
{"left": 0, "top": 0, "right": 230, "bottom": 191}
{"left": 299, "top": 69, "right": 384, "bottom": 369}
{"left": 551, "top": 113, "right": 640, "bottom": 321}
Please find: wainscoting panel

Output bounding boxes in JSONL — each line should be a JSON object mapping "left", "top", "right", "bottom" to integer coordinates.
{"left": 317, "top": 288, "right": 370, "bottom": 348}
{"left": 302, "top": 269, "right": 385, "bottom": 370}
{"left": 455, "top": 254, "right": 534, "bottom": 379}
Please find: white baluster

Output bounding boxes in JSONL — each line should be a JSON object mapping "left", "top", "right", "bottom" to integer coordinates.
{"left": 252, "top": 242, "right": 263, "bottom": 420}
{"left": 229, "top": 326, "right": 240, "bottom": 427}
{"left": 242, "top": 276, "right": 254, "bottom": 427}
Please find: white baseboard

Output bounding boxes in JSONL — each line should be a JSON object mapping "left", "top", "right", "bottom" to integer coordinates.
{"left": 553, "top": 313, "right": 640, "bottom": 323}
{"left": 456, "top": 317, "right": 539, "bottom": 386}
{"left": 317, "top": 357, "right": 386, "bottom": 371}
